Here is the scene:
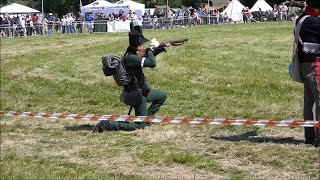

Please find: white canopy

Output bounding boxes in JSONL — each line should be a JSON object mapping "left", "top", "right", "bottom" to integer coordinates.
{"left": 0, "top": 3, "right": 40, "bottom": 14}
{"left": 114, "top": 0, "right": 145, "bottom": 17}
{"left": 250, "top": 0, "right": 273, "bottom": 12}
{"left": 81, "top": 0, "right": 113, "bottom": 9}
{"left": 80, "top": 0, "right": 130, "bottom": 17}
{"left": 222, "top": 0, "right": 245, "bottom": 22}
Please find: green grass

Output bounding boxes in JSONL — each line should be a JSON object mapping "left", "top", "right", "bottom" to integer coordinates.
{"left": 1, "top": 22, "right": 319, "bottom": 179}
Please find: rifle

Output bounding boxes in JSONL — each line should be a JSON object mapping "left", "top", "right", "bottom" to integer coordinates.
{"left": 137, "top": 38, "right": 189, "bottom": 57}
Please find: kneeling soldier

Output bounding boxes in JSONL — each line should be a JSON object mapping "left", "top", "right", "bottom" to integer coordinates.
{"left": 94, "top": 26, "right": 167, "bottom": 132}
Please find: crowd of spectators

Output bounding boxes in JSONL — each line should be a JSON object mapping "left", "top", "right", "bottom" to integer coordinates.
{"left": 249, "top": 3, "right": 296, "bottom": 22}
{"left": 0, "top": 12, "right": 87, "bottom": 38}
{"left": 93, "top": 10, "right": 139, "bottom": 21}
{"left": 140, "top": 3, "right": 299, "bottom": 29}
{"left": 0, "top": 3, "right": 302, "bottom": 38}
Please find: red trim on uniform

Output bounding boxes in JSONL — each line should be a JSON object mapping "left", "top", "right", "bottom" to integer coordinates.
{"left": 304, "top": 7, "right": 320, "bottom": 17}
{"left": 314, "top": 62, "right": 320, "bottom": 89}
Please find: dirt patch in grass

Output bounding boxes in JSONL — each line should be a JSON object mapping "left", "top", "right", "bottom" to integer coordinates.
{"left": 210, "top": 40, "right": 223, "bottom": 48}
{"left": 139, "top": 164, "right": 225, "bottom": 179}
{"left": 28, "top": 67, "right": 53, "bottom": 80}
{"left": 218, "top": 157, "right": 312, "bottom": 179}
{"left": 98, "top": 154, "right": 225, "bottom": 179}
{"left": 138, "top": 126, "right": 183, "bottom": 143}
{"left": 9, "top": 67, "right": 27, "bottom": 77}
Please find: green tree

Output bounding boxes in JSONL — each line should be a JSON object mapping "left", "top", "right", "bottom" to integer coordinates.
{"left": 240, "top": 0, "right": 257, "bottom": 7}
{"left": 182, "top": 0, "right": 197, "bottom": 7}
{"left": 0, "top": 0, "right": 9, "bottom": 5}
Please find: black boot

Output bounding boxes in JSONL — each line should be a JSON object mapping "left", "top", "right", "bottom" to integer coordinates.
{"left": 305, "top": 138, "right": 315, "bottom": 145}
{"left": 93, "top": 120, "right": 110, "bottom": 133}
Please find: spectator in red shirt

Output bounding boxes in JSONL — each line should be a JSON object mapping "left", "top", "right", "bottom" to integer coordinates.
{"left": 32, "top": 14, "right": 37, "bottom": 25}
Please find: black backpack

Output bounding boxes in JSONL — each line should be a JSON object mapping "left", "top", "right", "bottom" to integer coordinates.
{"left": 102, "top": 55, "right": 129, "bottom": 86}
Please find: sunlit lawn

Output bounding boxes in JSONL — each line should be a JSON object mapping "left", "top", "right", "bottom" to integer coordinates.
{"left": 1, "top": 21, "right": 319, "bottom": 179}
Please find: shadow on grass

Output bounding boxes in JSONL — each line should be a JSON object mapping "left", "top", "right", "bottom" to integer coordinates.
{"left": 64, "top": 124, "right": 95, "bottom": 132}
{"left": 209, "top": 131, "right": 305, "bottom": 145}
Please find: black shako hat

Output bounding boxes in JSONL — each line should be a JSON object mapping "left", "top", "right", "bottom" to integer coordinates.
{"left": 307, "top": 0, "right": 320, "bottom": 8}
{"left": 128, "top": 30, "right": 149, "bottom": 47}
{"left": 130, "top": 21, "right": 143, "bottom": 33}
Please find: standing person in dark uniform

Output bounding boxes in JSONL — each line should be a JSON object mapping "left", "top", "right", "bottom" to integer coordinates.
{"left": 296, "top": 0, "right": 320, "bottom": 146}
{"left": 75, "top": 13, "right": 84, "bottom": 33}
{"left": 242, "top": 8, "right": 247, "bottom": 23}
{"left": 94, "top": 25, "right": 167, "bottom": 132}
{"left": 258, "top": 8, "right": 263, "bottom": 22}
{"left": 25, "top": 15, "right": 32, "bottom": 36}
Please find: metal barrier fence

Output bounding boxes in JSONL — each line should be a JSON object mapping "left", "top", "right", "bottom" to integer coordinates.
{"left": 0, "top": 15, "right": 292, "bottom": 38}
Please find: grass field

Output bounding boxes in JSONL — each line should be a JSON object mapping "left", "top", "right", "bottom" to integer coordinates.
{"left": 1, "top": 22, "right": 319, "bottom": 179}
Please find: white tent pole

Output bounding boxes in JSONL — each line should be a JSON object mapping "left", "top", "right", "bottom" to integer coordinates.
{"left": 42, "top": 0, "right": 44, "bottom": 15}
{"left": 230, "top": 1, "right": 233, "bottom": 20}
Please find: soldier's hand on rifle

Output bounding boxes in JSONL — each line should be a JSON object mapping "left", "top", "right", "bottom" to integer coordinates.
{"left": 146, "top": 47, "right": 154, "bottom": 53}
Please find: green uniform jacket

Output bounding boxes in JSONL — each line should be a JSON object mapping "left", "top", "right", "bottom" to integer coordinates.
{"left": 123, "top": 48, "right": 156, "bottom": 89}
{"left": 108, "top": 48, "right": 157, "bottom": 131}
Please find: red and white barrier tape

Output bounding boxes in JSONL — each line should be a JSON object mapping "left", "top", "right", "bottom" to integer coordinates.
{"left": 1, "top": 111, "right": 319, "bottom": 128}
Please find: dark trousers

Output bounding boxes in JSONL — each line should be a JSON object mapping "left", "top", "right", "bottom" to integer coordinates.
{"left": 300, "top": 62, "right": 320, "bottom": 141}
{"left": 109, "top": 89, "right": 167, "bottom": 131}
{"left": 77, "top": 24, "right": 83, "bottom": 33}
{"left": 135, "top": 89, "right": 167, "bottom": 116}
{"left": 26, "top": 26, "right": 33, "bottom": 36}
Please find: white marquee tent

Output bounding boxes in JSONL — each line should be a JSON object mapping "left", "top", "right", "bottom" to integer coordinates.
{"left": 114, "top": 0, "right": 145, "bottom": 17}
{"left": 222, "top": 0, "right": 245, "bottom": 22}
{"left": 80, "top": 0, "right": 130, "bottom": 16}
{"left": 0, "top": 3, "right": 40, "bottom": 14}
{"left": 82, "top": 0, "right": 114, "bottom": 9}
{"left": 250, "top": 0, "right": 273, "bottom": 12}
